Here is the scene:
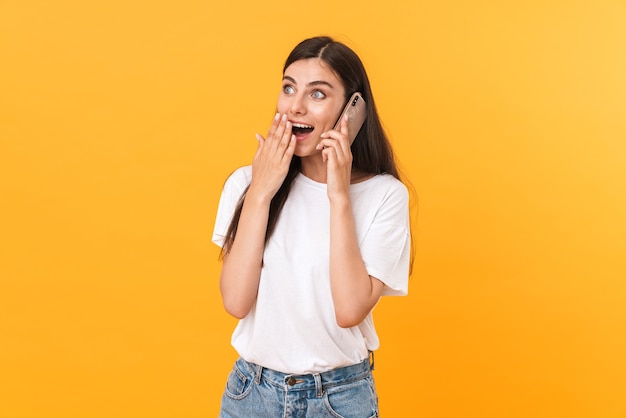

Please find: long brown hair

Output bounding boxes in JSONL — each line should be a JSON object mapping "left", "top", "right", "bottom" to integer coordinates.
{"left": 221, "top": 36, "right": 406, "bottom": 260}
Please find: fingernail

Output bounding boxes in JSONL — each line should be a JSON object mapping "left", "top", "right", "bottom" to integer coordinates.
{"left": 281, "top": 114, "right": 287, "bottom": 122}
{"left": 291, "top": 135, "right": 296, "bottom": 142}
{"left": 286, "top": 121, "right": 291, "bottom": 129}
{"left": 275, "top": 113, "right": 280, "bottom": 120}
{"left": 256, "top": 133, "right": 263, "bottom": 141}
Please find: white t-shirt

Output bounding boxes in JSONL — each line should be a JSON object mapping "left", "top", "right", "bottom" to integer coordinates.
{"left": 212, "top": 165, "right": 410, "bottom": 374}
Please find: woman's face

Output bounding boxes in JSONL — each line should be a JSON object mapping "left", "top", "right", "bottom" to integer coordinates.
{"left": 277, "top": 58, "right": 347, "bottom": 157}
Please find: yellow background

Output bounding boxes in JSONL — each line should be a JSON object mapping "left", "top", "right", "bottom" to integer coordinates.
{"left": 1, "top": 0, "right": 625, "bottom": 417}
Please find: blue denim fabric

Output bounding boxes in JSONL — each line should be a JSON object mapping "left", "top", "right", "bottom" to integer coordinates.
{"left": 219, "top": 356, "right": 378, "bottom": 418}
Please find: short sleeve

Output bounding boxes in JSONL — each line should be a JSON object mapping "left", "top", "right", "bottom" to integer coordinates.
{"left": 359, "top": 181, "right": 411, "bottom": 296}
{"left": 212, "top": 166, "right": 252, "bottom": 248}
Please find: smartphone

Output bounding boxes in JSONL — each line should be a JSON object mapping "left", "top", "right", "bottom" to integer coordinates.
{"left": 333, "top": 92, "right": 367, "bottom": 144}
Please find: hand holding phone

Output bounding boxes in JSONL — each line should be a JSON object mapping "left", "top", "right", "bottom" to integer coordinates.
{"left": 333, "top": 92, "right": 367, "bottom": 144}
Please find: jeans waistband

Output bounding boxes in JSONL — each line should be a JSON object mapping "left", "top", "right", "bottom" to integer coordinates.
{"left": 238, "top": 352, "right": 374, "bottom": 394}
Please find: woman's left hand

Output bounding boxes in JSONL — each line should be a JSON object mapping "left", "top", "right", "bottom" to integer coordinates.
{"left": 316, "top": 115, "right": 352, "bottom": 201}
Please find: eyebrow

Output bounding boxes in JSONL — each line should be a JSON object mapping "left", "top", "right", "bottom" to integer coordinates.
{"left": 282, "top": 75, "right": 335, "bottom": 89}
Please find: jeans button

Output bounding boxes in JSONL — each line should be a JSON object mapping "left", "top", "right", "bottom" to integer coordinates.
{"left": 287, "top": 377, "right": 296, "bottom": 386}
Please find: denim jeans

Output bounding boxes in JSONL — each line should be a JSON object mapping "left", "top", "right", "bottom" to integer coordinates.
{"left": 218, "top": 355, "right": 379, "bottom": 418}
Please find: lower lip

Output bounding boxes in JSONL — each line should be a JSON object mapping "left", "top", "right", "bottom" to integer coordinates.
{"left": 294, "top": 131, "right": 313, "bottom": 142}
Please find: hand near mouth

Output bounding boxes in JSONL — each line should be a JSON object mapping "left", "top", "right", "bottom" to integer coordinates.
{"left": 249, "top": 113, "right": 297, "bottom": 202}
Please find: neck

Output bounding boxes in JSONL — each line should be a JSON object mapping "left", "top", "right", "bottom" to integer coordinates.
{"left": 299, "top": 154, "right": 373, "bottom": 184}
{"left": 300, "top": 154, "right": 327, "bottom": 183}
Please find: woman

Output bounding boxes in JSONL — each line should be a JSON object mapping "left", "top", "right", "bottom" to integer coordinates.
{"left": 212, "top": 36, "right": 411, "bottom": 418}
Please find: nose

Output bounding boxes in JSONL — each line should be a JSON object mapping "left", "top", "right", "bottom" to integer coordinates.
{"left": 288, "top": 93, "right": 307, "bottom": 116}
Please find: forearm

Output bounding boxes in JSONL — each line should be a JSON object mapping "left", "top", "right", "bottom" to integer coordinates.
{"left": 329, "top": 197, "right": 383, "bottom": 328}
{"left": 220, "top": 190, "right": 271, "bottom": 319}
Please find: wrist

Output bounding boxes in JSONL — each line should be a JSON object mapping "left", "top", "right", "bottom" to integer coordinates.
{"left": 245, "top": 185, "right": 274, "bottom": 207}
{"left": 329, "top": 194, "right": 352, "bottom": 211}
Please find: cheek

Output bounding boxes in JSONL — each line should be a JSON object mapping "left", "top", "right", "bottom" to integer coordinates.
{"left": 275, "top": 96, "right": 288, "bottom": 114}
{"left": 318, "top": 106, "right": 342, "bottom": 129}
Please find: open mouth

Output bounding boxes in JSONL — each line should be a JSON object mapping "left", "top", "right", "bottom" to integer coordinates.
{"left": 291, "top": 122, "right": 314, "bottom": 136}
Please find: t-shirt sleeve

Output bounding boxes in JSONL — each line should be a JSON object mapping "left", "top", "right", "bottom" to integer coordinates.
{"left": 360, "top": 181, "right": 411, "bottom": 296}
{"left": 212, "top": 166, "right": 252, "bottom": 248}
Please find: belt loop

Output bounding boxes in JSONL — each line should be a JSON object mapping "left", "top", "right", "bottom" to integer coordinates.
{"left": 369, "top": 351, "right": 375, "bottom": 371}
{"left": 253, "top": 363, "right": 262, "bottom": 384}
{"left": 313, "top": 373, "right": 323, "bottom": 398}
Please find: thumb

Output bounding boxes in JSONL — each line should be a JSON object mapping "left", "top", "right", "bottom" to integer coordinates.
{"left": 253, "top": 133, "right": 265, "bottom": 159}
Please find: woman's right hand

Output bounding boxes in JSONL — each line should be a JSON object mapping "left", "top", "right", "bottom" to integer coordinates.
{"left": 220, "top": 113, "right": 295, "bottom": 319}
{"left": 249, "top": 113, "right": 296, "bottom": 202}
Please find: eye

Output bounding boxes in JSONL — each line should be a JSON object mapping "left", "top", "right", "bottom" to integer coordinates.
{"left": 311, "top": 90, "right": 326, "bottom": 99}
{"left": 283, "top": 84, "right": 295, "bottom": 94}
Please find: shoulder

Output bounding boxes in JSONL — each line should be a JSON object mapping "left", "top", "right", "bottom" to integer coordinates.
{"left": 351, "top": 174, "right": 409, "bottom": 222}
{"left": 227, "top": 165, "right": 252, "bottom": 183}
{"left": 370, "top": 174, "right": 409, "bottom": 202}
{"left": 223, "top": 165, "right": 252, "bottom": 190}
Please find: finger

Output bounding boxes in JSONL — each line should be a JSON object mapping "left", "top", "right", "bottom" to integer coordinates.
{"left": 321, "top": 147, "right": 329, "bottom": 163}
{"left": 265, "top": 113, "right": 281, "bottom": 142}
{"left": 316, "top": 138, "right": 333, "bottom": 151}
{"left": 337, "top": 115, "right": 352, "bottom": 153}
{"left": 332, "top": 115, "right": 352, "bottom": 158}
{"left": 319, "top": 137, "right": 339, "bottom": 162}
{"left": 318, "top": 134, "right": 351, "bottom": 167}
{"left": 268, "top": 114, "right": 288, "bottom": 153}
{"left": 321, "top": 124, "right": 348, "bottom": 143}
{"left": 321, "top": 146, "right": 341, "bottom": 166}
{"left": 340, "top": 114, "right": 349, "bottom": 137}
{"left": 281, "top": 134, "right": 297, "bottom": 163}
{"left": 316, "top": 131, "right": 348, "bottom": 153}
{"left": 278, "top": 120, "right": 293, "bottom": 151}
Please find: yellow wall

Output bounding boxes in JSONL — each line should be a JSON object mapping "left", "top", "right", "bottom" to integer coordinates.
{"left": 1, "top": 0, "right": 625, "bottom": 417}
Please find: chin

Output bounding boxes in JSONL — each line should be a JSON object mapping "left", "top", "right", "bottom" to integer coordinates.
{"left": 294, "top": 146, "right": 322, "bottom": 159}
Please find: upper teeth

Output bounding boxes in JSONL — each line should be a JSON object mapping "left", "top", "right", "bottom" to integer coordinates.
{"left": 292, "top": 123, "right": 313, "bottom": 129}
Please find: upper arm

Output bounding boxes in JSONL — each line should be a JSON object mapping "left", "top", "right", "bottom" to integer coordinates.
{"left": 359, "top": 182, "right": 411, "bottom": 296}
